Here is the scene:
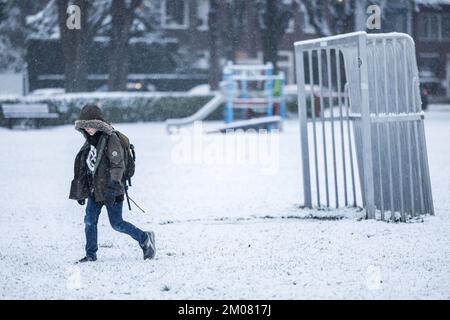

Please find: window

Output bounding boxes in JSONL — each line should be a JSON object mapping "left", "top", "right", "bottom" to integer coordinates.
{"left": 196, "top": 0, "right": 209, "bottom": 31}
{"left": 384, "top": 10, "right": 408, "bottom": 33}
{"left": 429, "top": 15, "right": 439, "bottom": 40}
{"left": 162, "top": 0, "right": 189, "bottom": 29}
{"left": 278, "top": 50, "right": 294, "bottom": 84}
{"left": 417, "top": 13, "right": 449, "bottom": 41}
{"left": 418, "top": 14, "right": 428, "bottom": 38}
{"left": 442, "top": 15, "right": 450, "bottom": 40}
{"left": 419, "top": 54, "right": 440, "bottom": 80}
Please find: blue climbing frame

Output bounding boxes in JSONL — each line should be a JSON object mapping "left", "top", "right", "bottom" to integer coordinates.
{"left": 222, "top": 62, "right": 286, "bottom": 131}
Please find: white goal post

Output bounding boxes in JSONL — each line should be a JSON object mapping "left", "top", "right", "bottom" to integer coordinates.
{"left": 294, "top": 32, "right": 434, "bottom": 221}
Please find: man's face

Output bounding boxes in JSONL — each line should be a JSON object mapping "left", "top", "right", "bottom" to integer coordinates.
{"left": 85, "top": 127, "right": 98, "bottom": 136}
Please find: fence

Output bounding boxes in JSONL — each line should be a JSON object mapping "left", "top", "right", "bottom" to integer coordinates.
{"left": 294, "top": 32, "right": 434, "bottom": 221}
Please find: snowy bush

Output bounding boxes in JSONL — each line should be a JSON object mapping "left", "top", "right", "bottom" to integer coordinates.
{"left": 0, "top": 91, "right": 301, "bottom": 128}
{"left": 0, "top": 92, "right": 220, "bottom": 127}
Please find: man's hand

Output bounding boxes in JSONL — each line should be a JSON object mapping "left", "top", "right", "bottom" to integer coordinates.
{"left": 77, "top": 199, "right": 85, "bottom": 206}
{"left": 105, "top": 180, "right": 120, "bottom": 207}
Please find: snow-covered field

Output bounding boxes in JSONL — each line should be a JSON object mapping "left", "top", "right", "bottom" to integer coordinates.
{"left": 0, "top": 105, "right": 449, "bottom": 299}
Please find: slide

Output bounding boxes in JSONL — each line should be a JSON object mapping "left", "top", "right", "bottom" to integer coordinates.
{"left": 205, "top": 116, "right": 282, "bottom": 133}
{"left": 166, "top": 93, "right": 225, "bottom": 131}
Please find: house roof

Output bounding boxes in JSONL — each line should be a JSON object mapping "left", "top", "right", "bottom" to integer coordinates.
{"left": 415, "top": 0, "right": 450, "bottom": 5}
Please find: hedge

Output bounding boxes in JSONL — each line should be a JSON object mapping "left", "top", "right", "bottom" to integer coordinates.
{"left": 0, "top": 92, "right": 300, "bottom": 128}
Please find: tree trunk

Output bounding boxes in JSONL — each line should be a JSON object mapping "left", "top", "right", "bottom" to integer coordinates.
{"left": 262, "top": 0, "right": 279, "bottom": 72}
{"left": 208, "top": 0, "right": 220, "bottom": 90}
{"left": 107, "top": 0, "right": 142, "bottom": 92}
{"left": 224, "top": 2, "right": 234, "bottom": 62}
{"left": 63, "top": 45, "right": 89, "bottom": 92}
{"left": 57, "top": 0, "right": 90, "bottom": 92}
{"left": 224, "top": 0, "right": 245, "bottom": 63}
{"left": 260, "top": 0, "right": 295, "bottom": 73}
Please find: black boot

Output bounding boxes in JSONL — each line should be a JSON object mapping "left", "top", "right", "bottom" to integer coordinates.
{"left": 77, "top": 256, "right": 97, "bottom": 263}
{"left": 139, "top": 231, "right": 156, "bottom": 260}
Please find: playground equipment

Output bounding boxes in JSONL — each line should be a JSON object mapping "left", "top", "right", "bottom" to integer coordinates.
{"left": 295, "top": 32, "right": 434, "bottom": 221}
{"left": 205, "top": 115, "right": 282, "bottom": 134}
{"left": 165, "top": 93, "right": 225, "bottom": 130}
{"left": 166, "top": 62, "right": 286, "bottom": 133}
{"left": 221, "top": 62, "right": 286, "bottom": 132}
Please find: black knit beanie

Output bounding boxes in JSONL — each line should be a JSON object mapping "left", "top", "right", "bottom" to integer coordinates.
{"left": 78, "top": 104, "right": 106, "bottom": 122}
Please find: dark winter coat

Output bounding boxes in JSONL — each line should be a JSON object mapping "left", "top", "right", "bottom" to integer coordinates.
{"left": 69, "top": 113, "right": 125, "bottom": 202}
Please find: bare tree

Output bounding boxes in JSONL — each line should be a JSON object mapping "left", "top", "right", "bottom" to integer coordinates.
{"left": 257, "top": 0, "right": 297, "bottom": 72}
{"left": 204, "top": 0, "right": 246, "bottom": 90}
{"left": 56, "top": 0, "right": 109, "bottom": 92}
{"left": 29, "top": 0, "right": 161, "bottom": 92}
{"left": 207, "top": 0, "right": 221, "bottom": 90}
{"left": 0, "top": 0, "right": 49, "bottom": 72}
{"left": 223, "top": 0, "right": 246, "bottom": 62}
{"left": 300, "top": 0, "right": 359, "bottom": 37}
{"left": 107, "top": 0, "right": 143, "bottom": 91}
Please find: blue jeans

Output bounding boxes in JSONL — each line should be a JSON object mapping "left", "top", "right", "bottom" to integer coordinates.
{"left": 84, "top": 196, "right": 146, "bottom": 258}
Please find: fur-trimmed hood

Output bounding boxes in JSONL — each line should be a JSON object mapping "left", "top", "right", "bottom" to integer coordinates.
{"left": 75, "top": 119, "right": 114, "bottom": 136}
{"left": 75, "top": 103, "right": 113, "bottom": 136}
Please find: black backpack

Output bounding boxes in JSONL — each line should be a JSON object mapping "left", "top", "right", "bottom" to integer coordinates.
{"left": 113, "top": 130, "right": 136, "bottom": 184}
{"left": 113, "top": 130, "right": 145, "bottom": 212}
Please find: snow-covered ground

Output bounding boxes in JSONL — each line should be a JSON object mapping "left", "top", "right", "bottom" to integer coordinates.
{"left": 0, "top": 105, "right": 449, "bottom": 299}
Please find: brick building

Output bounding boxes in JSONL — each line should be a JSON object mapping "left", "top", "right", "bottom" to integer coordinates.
{"left": 160, "top": 0, "right": 450, "bottom": 99}
{"left": 157, "top": 0, "right": 318, "bottom": 85}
